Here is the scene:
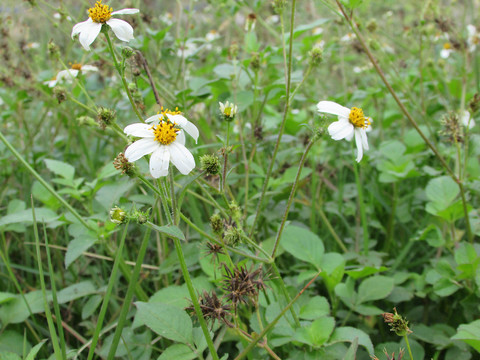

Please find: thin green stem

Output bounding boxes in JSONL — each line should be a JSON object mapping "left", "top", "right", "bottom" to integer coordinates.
{"left": 0, "top": 131, "right": 94, "bottom": 231}
{"left": 221, "top": 122, "right": 231, "bottom": 193}
{"left": 353, "top": 160, "right": 369, "bottom": 255}
{"left": 288, "top": 63, "right": 313, "bottom": 102}
{"left": 335, "top": 0, "right": 473, "bottom": 242}
{"left": 87, "top": 223, "right": 129, "bottom": 360}
{"left": 104, "top": 31, "right": 144, "bottom": 123}
{"left": 317, "top": 207, "right": 348, "bottom": 253}
{"left": 67, "top": 94, "right": 97, "bottom": 114}
{"left": 32, "top": 205, "right": 62, "bottom": 360}
{"left": 271, "top": 139, "right": 315, "bottom": 259}
{"left": 249, "top": 0, "right": 297, "bottom": 237}
{"left": 234, "top": 271, "right": 320, "bottom": 360}
{"left": 106, "top": 227, "right": 152, "bottom": 360}
{"left": 404, "top": 335, "right": 414, "bottom": 360}
{"left": 271, "top": 263, "right": 300, "bottom": 327}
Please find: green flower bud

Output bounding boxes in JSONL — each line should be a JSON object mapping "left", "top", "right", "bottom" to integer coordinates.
{"left": 200, "top": 154, "right": 221, "bottom": 175}
{"left": 110, "top": 206, "right": 127, "bottom": 224}
{"left": 96, "top": 106, "right": 116, "bottom": 129}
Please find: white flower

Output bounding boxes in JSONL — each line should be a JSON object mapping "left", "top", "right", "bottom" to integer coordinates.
{"left": 440, "top": 43, "right": 453, "bottom": 58}
{"left": 71, "top": 0, "right": 139, "bottom": 51}
{"left": 205, "top": 30, "right": 220, "bottom": 42}
{"left": 219, "top": 101, "right": 238, "bottom": 120}
{"left": 43, "top": 64, "right": 98, "bottom": 87}
{"left": 124, "top": 110, "right": 199, "bottom": 178}
{"left": 177, "top": 40, "right": 199, "bottom": 58}
{"left": 461, "top": 110, "right": 475, "bottom": 129}
{"left": 340, "top": 32, "right": 355, "bottom": 43}
{"left": 467, "top": 24, "right": 479, "bottom": 52}
{"left": 317, "top": 101, "right": 371, "bottom": 162}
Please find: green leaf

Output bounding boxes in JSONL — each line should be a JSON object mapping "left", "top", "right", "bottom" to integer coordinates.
{"left": 281, "top": 225, "right": 324, "bottom": 269}
{"left": 0, "top": 208, "right": 58, "bottom": 227}
{"left": 157, "top": 344, "right": 197, "bottom": 360}
{"left": 345, "top": 266, "right": 387, "bottom": 279}
{"left": 65, "top": 236, "right": 96, "bottom": 268}
{"left": 149, "top": 223, "right": 185, "bottom": 241}
{"left": 134, "top": 302, "right": 193, "bottom": 345}
{"left": 295, "top": 317, "right": 335, "bottom": 347}
{"left": 299, "top": 296, "right": 330, "bottom": 320}
{"left": 343, "top": 337, "right": 359, "bottom": 360}
{"left": 329, "top": 327, "right": 374, "bottom": 355}
{"left": 425, "top": 176, "right": 459, "bottom": 215}
{"left": 56, "top": 281, "right": 97, "bottom": 303}
{"left": 0, "top": 330, "right": 30, "bottom": 356}
{"left": 455, "top": 243, "right": 478, "bottom": 265}
{"left": 44, "top": 158, "right": 75, "bottom": 180}
{"left": 357, "top": 276, "right": 394, "bottom": 303}
{"left": 25, "top": 339, "right": 48, "bottom": 360}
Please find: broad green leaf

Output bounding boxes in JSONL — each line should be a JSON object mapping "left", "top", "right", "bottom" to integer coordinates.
{"left": 455, "top": 243, "right": 478, "bottom": 265}
{"left": 0, "top": 330, "right": 31, "bottom": 355}
{"left": 149, "top": 285, "right": 190, "bottom": 309}
{"left": 157, "top": 344, "right": 197, "bottom": 360}
{"left": 281, "top": 225, "right": 324, "bottom": 269}
{"left": 295, "top": 317, "right": 335, "bottom": 347}
{"left": 82, "top": 294, "right": 103, "bottom": 320}
{"left": 299, "top": 296, "right": 330, "bottom": 320}
{"left": 345, "top": 266, "right": 387, "bottom": 279}
{"left": 56, "top": 281, "right": 97, "bottom": 303}
{"left": 65, "top": 236, "right": 96, "bottom": 268}
{"left": 134, "top": 302, "right": 194, "bottom": 345}
{"left": 357, "top": 276, "right": 394, "bottom": 303}
{"left": 425, "top": 176, "right": 459, "bottom": 215}
{"left": 149, "top": 223, "right": 185, "bottom": 241}
{"left": 0, "top": 208, "right": 58, "bottom": 226}
{"left": 44, "top": 158, "right": 75, "bottom": 180}
{"left": 329, "top": 327, "right": 374, "bottom": 355}
{"left": 343, "top": 337, "right": 359, "bottom": 360}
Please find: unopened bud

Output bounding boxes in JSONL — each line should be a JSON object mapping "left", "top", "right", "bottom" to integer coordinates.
{"left": 210, "top": 213, "right": 224, "bottom": 235}
{"left": 97, "top": 107, "right": 116, "bottom": 129}
{"left": 272, "top": 0, "right": 287, "bottom": 14}
{"left": 48, "top": 40, "right": 60, "bottom": 58}
{"left": 200, "top": 154, "right": 221, "bottom": 175}
{"left": 110, "top": 206, "right": 127, "bottom": 224}
{"left": 122, "top": 46, "right": 135, "bottom": 58}
{"left": 309, "top": 46, "right": 323, "bottom": 66}
{"left": 53, "top": 86, "right": 67, "bottom": 104}
{"left": 245, "top": 13, "right": 257, "bottom": 32}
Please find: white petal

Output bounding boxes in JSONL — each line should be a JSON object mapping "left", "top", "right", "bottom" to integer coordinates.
{"left": 461, "top": 110, "right": 475, "bottom": 129}
{"left": 78, "top": 21, "right": 102, "bottom": 50}
{"left": 440, "top": 49, "right": 451, "bottom": 58}
{"left": 166, "top": 114, "right": 199, "bottom": 143}
{"left": 44, "top": 79, "right": 57, "bottom": 87}
{"left": 149, "top": 147, "right": 170, "bottom": 178}
{"left": 317, "top": 101, "right": 351, "bottom": 118}
{"left": 176, "top": 130, "right": 186, "bottom": 145}
{"left": 328, "top": 118, "right": 354, "bottom": 141}
{"left": 354, "top": 129, "right": 364, "bottom": 162}
{"left": 80, "top": 65, "right": 98, "bottom": 72}
{"left": 107, "top": 18, "right": 134, "bottom": 42}
{"left": 111, "top": 8, "right": 140, "bottom": 15}
{"left": 145, "top": 114, "right": 161, "bottom": 124}
{"left": 57, "top": 69, "right": 79, "bottom": 82}
{"left": 124, "top": 123, "right": 154, "bottom": 138}
{"left": 71, "top": 18, "right": 92, "bottom": 38}
{"left": 467, "top": 24, "right": 477, "bottom": 37}
{"left": 168, "top": 142, "right": 195, "bottom": 175}
{"left": 124, "top": 138, "right": 158, "bottom": 162}
{"left": 360, "top": 128, "right": 369, "bottom": 150}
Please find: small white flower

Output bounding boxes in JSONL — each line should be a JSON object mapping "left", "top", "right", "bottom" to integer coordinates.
{"left": 461, "top": 110, "right": 475, "bottom": 129}
{"left": 317, "top": 101, "right": 372, "bottom": 162}
{"left": 219, "top": 101, "right": 238, "bottom": 120}
{"left": 71, "top": 0, "right": 139, "bottom": 51}
{"left": 440, "top": 42, "right": 453, "bottom": 58}
{"left": 205, "top": 30, "right": 220, "bottom": 42}
{"left": 124, "top": 110, "right": 199, "bottom": 178}
{"left": 23, "top": 42, "right": 40, "bottom": 50}
{"left": 177, "top": 40, "right": 199, "bottom": 58}
{"left": 340, "top": 32, "right": 355, "bottom": 43}
{"left": 467, "top": 24, "right": 479, "bottom": 52}
{"left": 312, "top": 27, "right": 324, "bottom": 35}
{"left": 43, "top": 64, "right": 98, "bottom": 87}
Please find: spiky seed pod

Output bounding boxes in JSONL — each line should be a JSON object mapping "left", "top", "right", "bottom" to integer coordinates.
{"left": 381, "top": 308, "right": 412, "bottom": 337}
{"left": 185, "top": 290, "right": 233, "bottom": 328}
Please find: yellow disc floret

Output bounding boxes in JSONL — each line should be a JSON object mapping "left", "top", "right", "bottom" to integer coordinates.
{"left": 443, "top": 42, "right": 452, "bottom": 50}
{"left": 159, "top": 106, "right": 182, "bottom": 119}
{"left": 71, "top": 63, "right": 82, "bottom": 70}
{"left": 88, "top": 1, "right": 112, "bottom": 23}
{"left": 152, "top": 121, "right": 179, "bottom": 145}
{"left": 348, "top": 107, "right": 370, "bottom": 129}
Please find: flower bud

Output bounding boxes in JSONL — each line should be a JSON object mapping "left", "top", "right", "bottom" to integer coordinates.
{"left": 219, "top": 101, "right": 238, "bottom": 122}
{"left": 366, "top": 19, "right": 377, "bottom": 32}
{"left": 122, "top": 46, "right": 135, "bottom": 59}
{"left": 272, "top": 0, "right": 287, "bottom": 14}
{"left": 245, "top": 13, "right": 257, "bottom": 32}
{"left": 382, "top": 308, "right": 412, "bottom": 337}
{"left": 200, "top": 154, "right": 221, "bottom": 175}
{"left": 53, "top": 86, "right": 67, "bottom": 104}
{"left": 229, "top": 43, "right": 239, "bottom": 59}
{"left": 210, "top": 213, "right": 224, "bottom": 235}
{"left": 96, "top": 106, "right": 116, "bottom": 129}
{"left": 308, "top": 46, "right": 323, "bottom": 66}
{"left": 110, "top": 206, "right": 127, "bottom": 224}
{"left": 223, "top": 226, "right": 242, "bottom": 246}
{"left": 468, "top": 93, "right": 480, "bottom": 114}
{"left": 47, "top": 39, "right": 60, "bottom": 58}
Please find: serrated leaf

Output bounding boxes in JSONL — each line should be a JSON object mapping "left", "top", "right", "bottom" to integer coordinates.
{"left": 281, "top": 225, "right": 324, "bottom": 269}
{"left": 134, "top": 302, "right": 193, "bottom": 345}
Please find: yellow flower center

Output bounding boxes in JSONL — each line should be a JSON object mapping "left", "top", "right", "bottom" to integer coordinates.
{"left": 152, "top": 121, "right": 179, "bottom": 145}
{"left": 349, "top": 107, "right": 370, "bottom": 129}
{"left": 71, "top": 63, "right": 82, "bottom": 70}
{"left": 443, "top": 42, "right": 452, "bottom": 50}
{"left": 88, "top": 1, "right": 112, "bottom": 23}
{"left": 159, "top": 106, "right": 182, "bottom": 119}
{"left": 224, "top": 107, "right": 232, "bottom": 117}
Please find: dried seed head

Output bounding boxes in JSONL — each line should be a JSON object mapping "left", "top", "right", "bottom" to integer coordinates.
{"left": 200, "top": 154, "right": 221, "bottom": 175}
{"left": 113, "top": 153, "right": 136, "bottom": 177}
{"left": 381, "top": 308, "right": 412, "bottom": 337}
{"left": 439, "top": 112, "right": 463, "bottom": 143}
{"left": 468, "top": 93, "right": 480, "bottom": 114}
{"left": 222, "top": 264, "right": 267, "bottom": 307}
{"left": 96, "top": 107, "right": 116, "bottom": 129}
{"left": 186, "top": 290, "right": 233, "bottom": 327}
{"left": 53, "top": 86, "right": 67, "bottom": 104}
{"left": 210, "top": 213, "right": 224, "bottom": 235}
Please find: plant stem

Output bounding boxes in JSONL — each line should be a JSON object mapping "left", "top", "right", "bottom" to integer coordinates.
{"left": 0, "top": 131, "right": 94, "bottom": 231}
{"left": 271, "top": 263, "right": 300, "bottom": 327}
{"left": 353, "top": 160, "right": 369, "bottom": 255}
{"left": 234, "top": 271, "right": 320, "bottom": 360}
{"left": 106, "top": 227, "right": 152, "bottom": 360}
{"left": 249, "top": 0, "right": 297, "bottom": 237}
{"left": 221, "top": 122, "right": 230, "bottom": 193}
{"left": 271, "top": 139, "right": 315, "bottom": 259}
{"left": 335, "top": 0, "right": 473, "bottom": 242}
{"left": 104, "top": 31, "right": 144, "bottom": 123}
{"left": 404, "top": 334, "right": 414, "bottom": 360}
{"left": 87, "top": 223, "right": 129, "bottom": 360}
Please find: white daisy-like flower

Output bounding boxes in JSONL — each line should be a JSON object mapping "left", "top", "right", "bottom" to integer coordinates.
{"left": 71, "top": 0, "right": 139, "bottom": 51}
{"left": 43, "top": 64, "right": 98, "bottom": 87}
{"left": 205, "top": 30, "right": 220, "bottom": 42}
{"left": 219, "top": 101, "right": 238, "bottom": 120}
{"left": 467, "top": 24, "right": 479, "bottom": 52}
{"left": 317, "top": 101, "right": 372, "bottom": 162}
{"left": 461, "top": 110, "right": 475, "bottom": 129}
{"left": 124, "top": 109, "right": 199, "bottom": 178}
{"left": 440, "top": 42, "right": 453, "bottom": 58}
{"left": 340, "top": 32, "right": 355, "bottom": 43}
